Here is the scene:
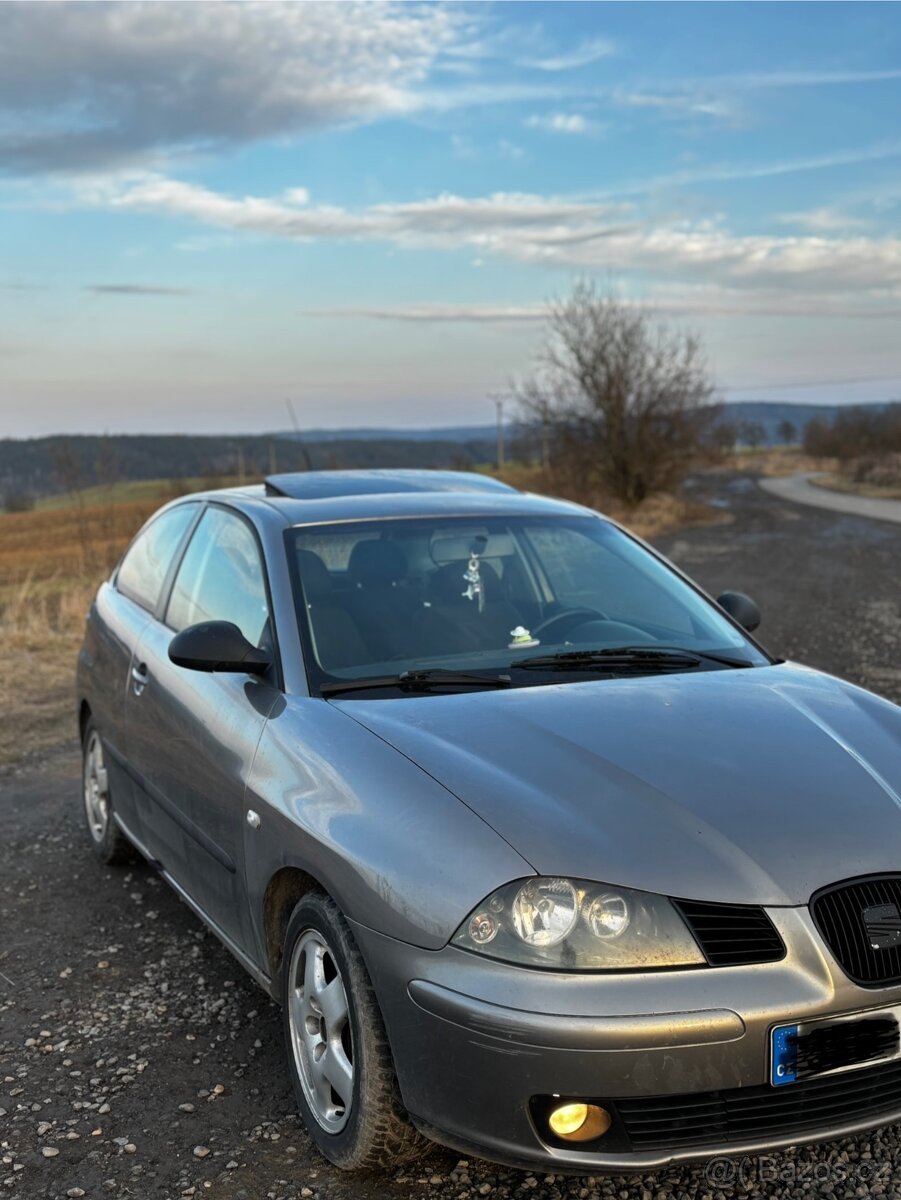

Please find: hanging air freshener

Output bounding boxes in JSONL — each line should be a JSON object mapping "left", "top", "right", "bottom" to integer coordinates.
{"left": 461, "top": 552, "right": 485, "bottom": 612}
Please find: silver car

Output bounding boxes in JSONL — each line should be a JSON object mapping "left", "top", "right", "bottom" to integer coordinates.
{"left": 77, "top": 469, "right": 901, "bottom": 1173}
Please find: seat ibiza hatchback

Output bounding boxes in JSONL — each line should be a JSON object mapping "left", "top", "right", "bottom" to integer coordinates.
{"left": 77, "top": 469, "right": 901, "bottom": 1172}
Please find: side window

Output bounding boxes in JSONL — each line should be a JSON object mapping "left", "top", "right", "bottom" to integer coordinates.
{"left": 116, "top": 504, "right": 196, "bottom": 612}
{"left": 166, "top": 507, "right": 270, "bottom": 647}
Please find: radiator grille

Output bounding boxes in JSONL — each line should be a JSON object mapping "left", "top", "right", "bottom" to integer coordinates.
{"left": 811, "top": 875, "right": 901, "bottom": 986}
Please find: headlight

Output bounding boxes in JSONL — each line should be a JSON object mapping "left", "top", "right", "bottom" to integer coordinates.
{"left": 453, "top": 877, "right": 705, "bottom": 971}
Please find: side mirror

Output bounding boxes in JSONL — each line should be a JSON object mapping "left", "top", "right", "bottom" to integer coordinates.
{"left": 716, "top": 591, "right": 761, "bottom": 633}
{"left": 168, "top": 621, "right": 271, "bottom": 675}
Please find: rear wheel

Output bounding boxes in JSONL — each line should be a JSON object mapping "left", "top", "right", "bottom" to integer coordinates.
{"left": 81, "top": 720, "right": 132, "bottom": 865}
{"left": 281, "top": 891, "right": 426, "bottom": 1170}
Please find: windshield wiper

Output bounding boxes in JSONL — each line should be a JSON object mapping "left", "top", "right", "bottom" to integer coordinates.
{"left": 512, "top": 644, "right": 756, "bottom": 673}
{"left": 321, "top": 668, "right": 512, "bottom": 697}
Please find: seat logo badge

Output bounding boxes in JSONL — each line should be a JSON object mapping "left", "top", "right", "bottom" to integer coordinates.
{"left": 862, "top": 902, "right": 901, "bottom": 951}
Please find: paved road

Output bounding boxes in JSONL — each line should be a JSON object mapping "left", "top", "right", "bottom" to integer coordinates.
{"left": 2, "top": 472, "right": 900, "bottom": 1200}
{"left": 760, "top": 471, "right": 901, "bottom": 525}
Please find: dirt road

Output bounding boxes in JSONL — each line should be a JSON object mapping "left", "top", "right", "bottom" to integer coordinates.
{"left": 2, "top": 473, "right": 900, "bottom": 1200}
{"left": 759, "top": 472, "right": 901, "bottom": 526}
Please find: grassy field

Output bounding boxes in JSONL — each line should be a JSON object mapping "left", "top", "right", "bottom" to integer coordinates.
{"left": 0, "top": 497, "right": 158, "bottom": 769}
{"left": 1, "top": 467, "right": 727, "bottom": 772}
{"left": 33, "top": 473, "right": 240, "bottom": 510}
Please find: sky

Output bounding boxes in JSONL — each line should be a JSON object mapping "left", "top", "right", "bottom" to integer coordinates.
{"left": 2, "top": 0, "right": 901, "bottom": 437}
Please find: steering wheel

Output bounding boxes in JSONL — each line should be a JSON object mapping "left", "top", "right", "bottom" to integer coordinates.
{"left": 532, "top": 607, "right": 609, "bottom": 641}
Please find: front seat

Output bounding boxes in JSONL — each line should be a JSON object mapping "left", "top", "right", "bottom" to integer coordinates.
{"left": 344, "top": 540, "right": 419, "bottom": 661}
{"left": 414, "top": 559, "right": 523, "bottom": 656}
{"left": 296, "top": 549, "right": 369, "bottom": 671}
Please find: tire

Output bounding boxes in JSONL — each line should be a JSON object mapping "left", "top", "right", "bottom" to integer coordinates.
{"left": 81, "top": 719, "right": 133, "bottom": 866}
{"left": 281, "top": 891, "right": 426, "bottom": 1170}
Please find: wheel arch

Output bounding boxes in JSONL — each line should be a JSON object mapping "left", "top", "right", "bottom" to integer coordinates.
{"left": 78, "top": 699, "right": 92, "bottom": 742}
{"left": 262, "top": 865, "right": 325, "bottom": 982}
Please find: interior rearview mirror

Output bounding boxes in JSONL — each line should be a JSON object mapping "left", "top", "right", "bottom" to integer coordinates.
{"left": 716, "top": 591, "right": 761, "bottom": 633}
{"left": 168, "top": 621, "right": 271, "bottom": 675}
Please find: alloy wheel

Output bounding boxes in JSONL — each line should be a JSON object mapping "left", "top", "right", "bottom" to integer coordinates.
{"left": 288, "top": 928, "right": 355, "bottom": 1133}
{"left": 83, "top": 730, "right": 110, "bottom": 843}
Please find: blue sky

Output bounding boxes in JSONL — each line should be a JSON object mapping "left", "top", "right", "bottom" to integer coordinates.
{"left": 2, "top": 1, "right": 901, "bottom": 436}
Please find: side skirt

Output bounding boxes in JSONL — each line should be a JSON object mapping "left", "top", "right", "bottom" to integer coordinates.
{"left": 113, "top": 812, "right": 275, "bottom": 998}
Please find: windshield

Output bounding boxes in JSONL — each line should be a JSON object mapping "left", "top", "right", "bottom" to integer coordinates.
{"left": 287, "top": 514, "right": 769, "bottom": 694}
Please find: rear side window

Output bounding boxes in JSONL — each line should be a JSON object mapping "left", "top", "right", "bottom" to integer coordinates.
{"left": 166, "top": 507, "right": 270, "bottom": 647}
{"left": 116, "top": 504, "right": 196, "bottom": 612}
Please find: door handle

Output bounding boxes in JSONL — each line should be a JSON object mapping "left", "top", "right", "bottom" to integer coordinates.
{"left": 131, "top": 662, "right": 149, "bottom": 696}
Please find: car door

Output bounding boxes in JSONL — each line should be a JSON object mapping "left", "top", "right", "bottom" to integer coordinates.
{"left": 124, "top": 504, "right": 277, "bottom": 955}
{"left": 90, "top": 502, "right": 199, "bottom": 842}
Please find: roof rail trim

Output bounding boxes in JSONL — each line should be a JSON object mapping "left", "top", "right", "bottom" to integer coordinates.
{"left": 262, "top": 469, "right": 518, "bottom": 501}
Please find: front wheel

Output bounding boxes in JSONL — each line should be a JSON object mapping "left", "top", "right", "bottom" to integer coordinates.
{"left": 81, "top": 720, "right": 132, "bottom": 865}
{"left": 281, "top": 892, "right": 426, "bottom": 1170}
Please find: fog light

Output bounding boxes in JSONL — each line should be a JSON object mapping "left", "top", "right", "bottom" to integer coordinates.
{"left": 548, "top": 1102, "right": 588, "bottom": 1136}
{"left": 548, "top": 1102, "right": 611, "bottom": 1142}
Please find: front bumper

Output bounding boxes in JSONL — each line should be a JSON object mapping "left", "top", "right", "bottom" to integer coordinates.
{"left": 352, "top": 906, "right": 901, "bottom": 1172}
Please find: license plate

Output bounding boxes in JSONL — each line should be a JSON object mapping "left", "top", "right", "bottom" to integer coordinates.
{"left": 771, "top": 1009, "right": 900, "bottom": 1087}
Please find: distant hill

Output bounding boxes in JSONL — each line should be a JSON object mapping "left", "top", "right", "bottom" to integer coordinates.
{"left": 3, "top": 401, "right": 899, "bottom": 504}
{"left": 717, "top": 400, "right": 899, "bottom": 446}
{"left": 282, "top": 425, "right": 499, "bottom": 443}
{"left": 278, "top": 401, "right": 900, "bottom": 449}
{"left": 0, "top": 432, "right": 498, "bottom": 503}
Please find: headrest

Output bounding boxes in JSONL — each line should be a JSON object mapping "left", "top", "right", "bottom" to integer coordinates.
{"left": 348, "top": 539, "right": 407, "bottom": 587}
{"left": 427, "top": 559, "right": 500, "bottom": 605}
{"left": 296, "top": 549, "right": 333, "bottom": 602}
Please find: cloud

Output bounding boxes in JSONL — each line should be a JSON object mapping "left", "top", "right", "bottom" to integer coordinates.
{"left": 777, "top": 206, "right": 869, "bottom": 232}
{"left": 612, "top": 68, "right": 901, "bottom": 127}
{"left": 614, "top": 92, "right": 736, "bottom": 120}
{"left": 612, "top": 140, "right": 901, "bottom": 195}
{"left": 306, "top": 304, "right": 547, "bottom": 323}
{"left": 94, "top": 176, "right": 633, "bottom": 244}
{"left": 86, "top": 284, "right": 191, "bottom": 296}
{"left": 524, "top": 112, "right": 600, "bottom": 135}
{"left": 714, "top": 67, "right": 901, "bottom": 90}
{"left": 74, "top": 173, "right": 901, "bottom": 303}
{"left": 306, "top": 290, "right": 901, "bottom": 323}
{"left": 0, "top": 1, "right": 465, "bottom": 173}
{"left": 523, "top": 37, "right": 617, "bottom": 72}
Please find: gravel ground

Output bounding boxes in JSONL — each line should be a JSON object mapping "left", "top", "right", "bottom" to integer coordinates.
{"left": 2, "top": 472, "right": 901, "bottom": 1200}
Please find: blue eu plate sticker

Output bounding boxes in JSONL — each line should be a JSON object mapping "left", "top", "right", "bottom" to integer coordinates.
{"left": 771, "top": 1023, "right": 799, "bottom": 1086}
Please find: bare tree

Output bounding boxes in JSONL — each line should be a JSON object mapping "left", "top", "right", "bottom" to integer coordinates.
{"left": 777, "top": 418, "right": 796, "bottom": 446}
{"left": 710, "top": 419, "right": 739, "bottom": 455}
{"left": 516, "top": 283, "right": 717, "bottom": 504}
{"left": 740, "top": 420, "right": 767, "bottom": 452}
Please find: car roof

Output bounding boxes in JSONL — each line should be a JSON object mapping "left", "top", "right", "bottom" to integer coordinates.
{"left": 196, "top": 469, "right": 593, "bottom": 526}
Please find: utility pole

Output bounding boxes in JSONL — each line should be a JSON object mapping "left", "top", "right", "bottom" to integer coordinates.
{"left": 284, "top": 398, "right": 314, "bottom": 472}
{"left": 268, "top": 440, "right": 278, "bottom": 475}
{"left": 494, "top": 396, "right": 505, "bottom": 472}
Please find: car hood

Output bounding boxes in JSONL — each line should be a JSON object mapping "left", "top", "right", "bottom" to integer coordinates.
{"left": 338, "top": 663, "right": 901, "bottom": 906}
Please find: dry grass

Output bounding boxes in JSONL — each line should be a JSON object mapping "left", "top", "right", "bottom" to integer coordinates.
{"left": 812, "top": 474, "right": 901, "bottom": 500}
{"left": 495, "top": 464, "right": 722, "bottom": 539}
{"left": 716, "top": 446, "right": 837, "bottom": 478}
{"left": 0, "top": 499, "right": 158, "bottom": 770}
{"left": 812, "top": 455, "right": 901, "bottom": 501}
